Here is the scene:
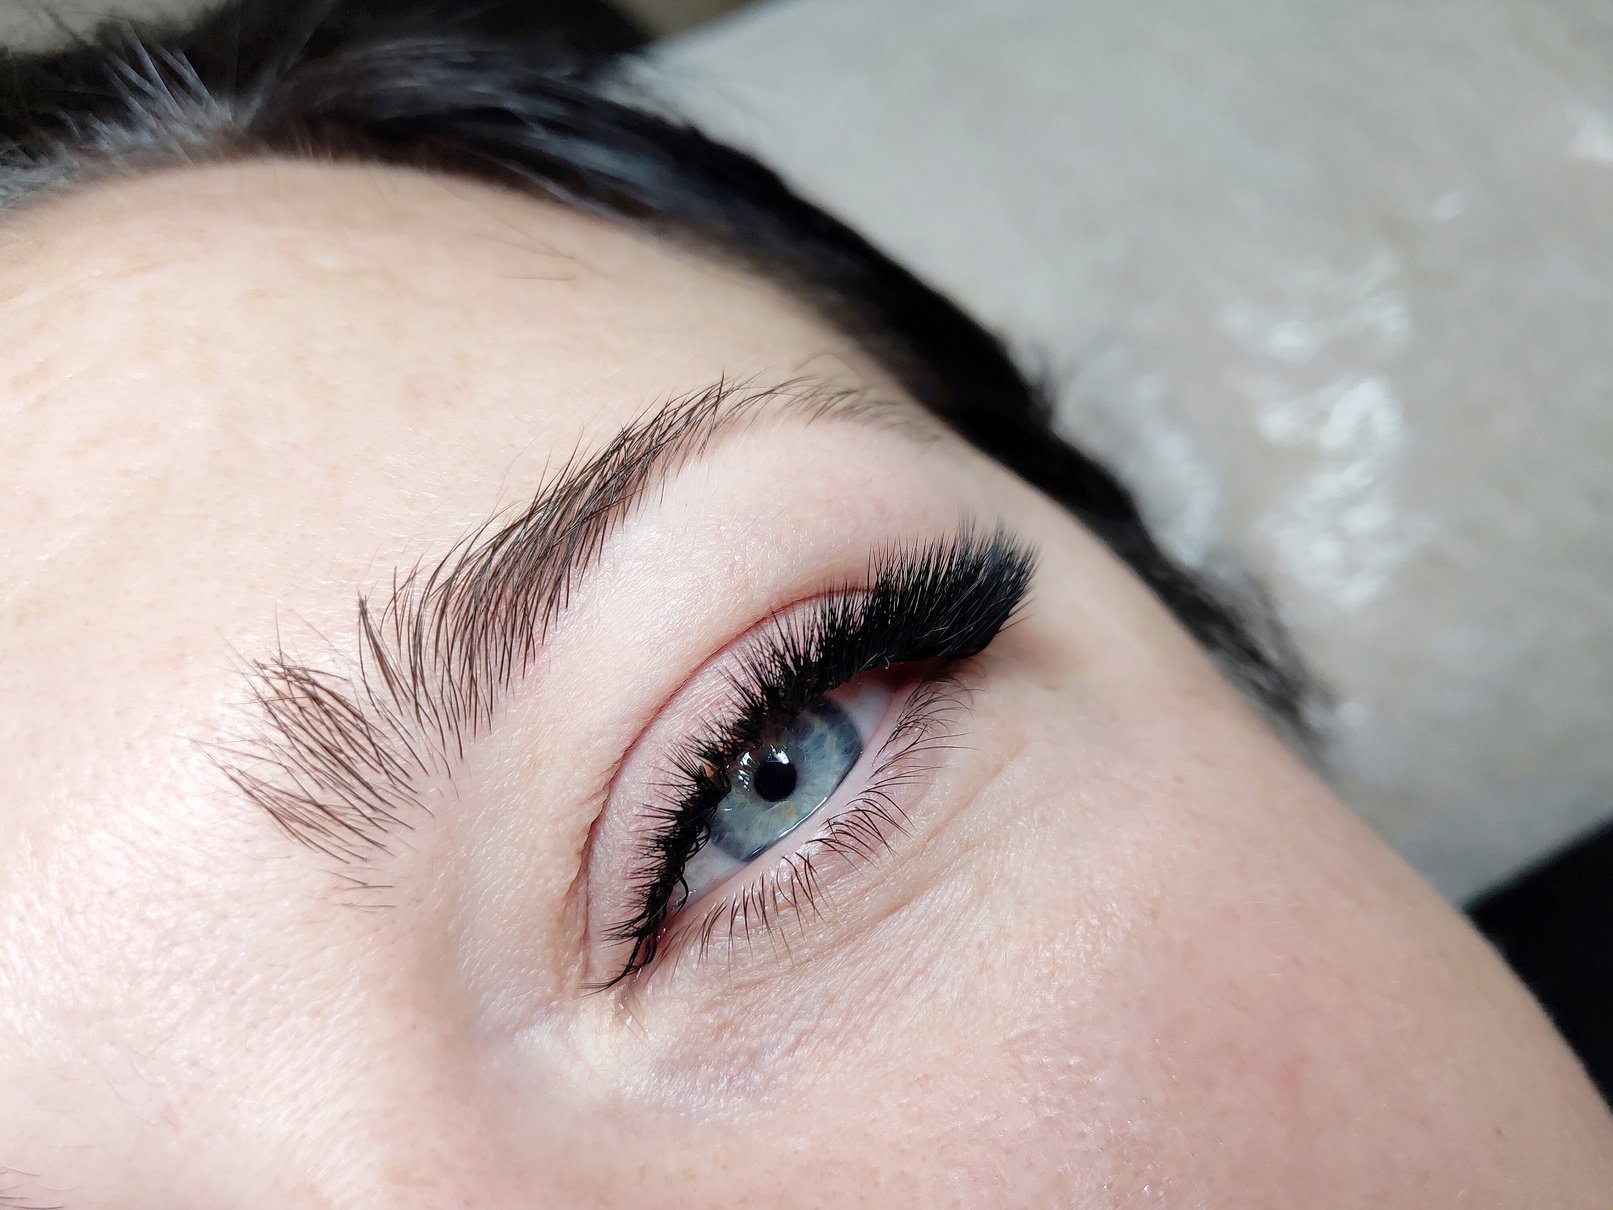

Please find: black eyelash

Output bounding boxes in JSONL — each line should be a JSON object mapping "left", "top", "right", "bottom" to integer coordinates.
{"left": 603, "top": 523, "right": 1036, "bottom": 985}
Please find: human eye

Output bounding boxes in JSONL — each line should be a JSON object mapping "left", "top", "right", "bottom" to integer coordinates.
{"left": 590, "top": 524, "right": 1036, "bottom": 988}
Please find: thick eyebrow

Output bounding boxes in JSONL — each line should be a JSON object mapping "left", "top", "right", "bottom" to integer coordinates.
{"left": 213, "top": 377, "right": 930, "bottom": 862}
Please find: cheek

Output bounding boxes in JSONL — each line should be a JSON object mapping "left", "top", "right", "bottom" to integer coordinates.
{"left": 911, "top": 657, "right": 1378, "bottom": 1192}
{"left": 982, "top": 669, "right": 1608, "bottom": 1203}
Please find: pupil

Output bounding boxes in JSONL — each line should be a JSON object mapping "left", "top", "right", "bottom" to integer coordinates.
{"left": 752, "top": 751, "right": 797, "bottom": 803}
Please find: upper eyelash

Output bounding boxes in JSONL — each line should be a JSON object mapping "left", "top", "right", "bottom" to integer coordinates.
{"left": 602, "top": 524, "right": 1036, "bottom": 985}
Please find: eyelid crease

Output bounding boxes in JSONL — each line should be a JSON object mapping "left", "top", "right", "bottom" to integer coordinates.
{"left": 208, "top": 376, "right": 938, "bottom": 866}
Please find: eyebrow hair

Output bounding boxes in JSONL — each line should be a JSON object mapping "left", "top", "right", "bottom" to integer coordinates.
{"left": 0, "top": 1166, "right": 63, "bottom": 1210}
{"left": 211, "top": 377, "right": 928, "bottom": 862}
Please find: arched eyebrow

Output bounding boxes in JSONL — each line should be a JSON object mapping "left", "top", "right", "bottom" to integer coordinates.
{"left": 210, "top": 377, "right": 934, "bottom": 862}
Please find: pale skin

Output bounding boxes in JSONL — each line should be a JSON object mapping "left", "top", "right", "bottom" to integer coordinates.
{"left": 1, "top": 160, "right": 1609, "bottom": 1208}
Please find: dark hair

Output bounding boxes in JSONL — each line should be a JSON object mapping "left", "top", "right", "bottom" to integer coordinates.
{"left": 0, "top": 0, "right": 1310, "bottom": 735}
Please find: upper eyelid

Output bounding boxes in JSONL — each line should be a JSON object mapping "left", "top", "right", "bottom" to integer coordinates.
{"left": 210, "top": 377, "right": 943, "bottom": 866}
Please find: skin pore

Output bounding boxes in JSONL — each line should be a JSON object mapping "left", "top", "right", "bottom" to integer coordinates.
{"left": 1, "top": 159, "right": 1610, "bottom": 1208}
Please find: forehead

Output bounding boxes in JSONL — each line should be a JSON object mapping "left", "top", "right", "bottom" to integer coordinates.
{"left": 0, "top": 158, "right": 877, "bottom": 849}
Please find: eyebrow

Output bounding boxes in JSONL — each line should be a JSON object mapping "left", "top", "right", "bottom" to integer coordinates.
{"left": 212, "top": 376, "right": 930, "bottom": 862}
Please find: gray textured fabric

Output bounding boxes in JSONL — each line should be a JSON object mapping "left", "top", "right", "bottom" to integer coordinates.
{"left": 0, "top": 0, "right": 202, "bottom": 47}
{"left": 653, "top": 0, "right": 1613, "bottom": 900}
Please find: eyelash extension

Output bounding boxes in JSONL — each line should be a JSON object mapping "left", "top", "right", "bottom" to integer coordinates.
{"left": 604, "top": 523, "right": 1036, "bottom": 985}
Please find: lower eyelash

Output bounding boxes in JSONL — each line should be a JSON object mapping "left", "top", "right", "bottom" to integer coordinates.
{"left": 684, "top": 674, "right": 969, "bottom": 970}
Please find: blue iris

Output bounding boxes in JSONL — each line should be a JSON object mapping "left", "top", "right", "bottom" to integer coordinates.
{"left": 710, "top": 696, "right": 863, "bottom": 861}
